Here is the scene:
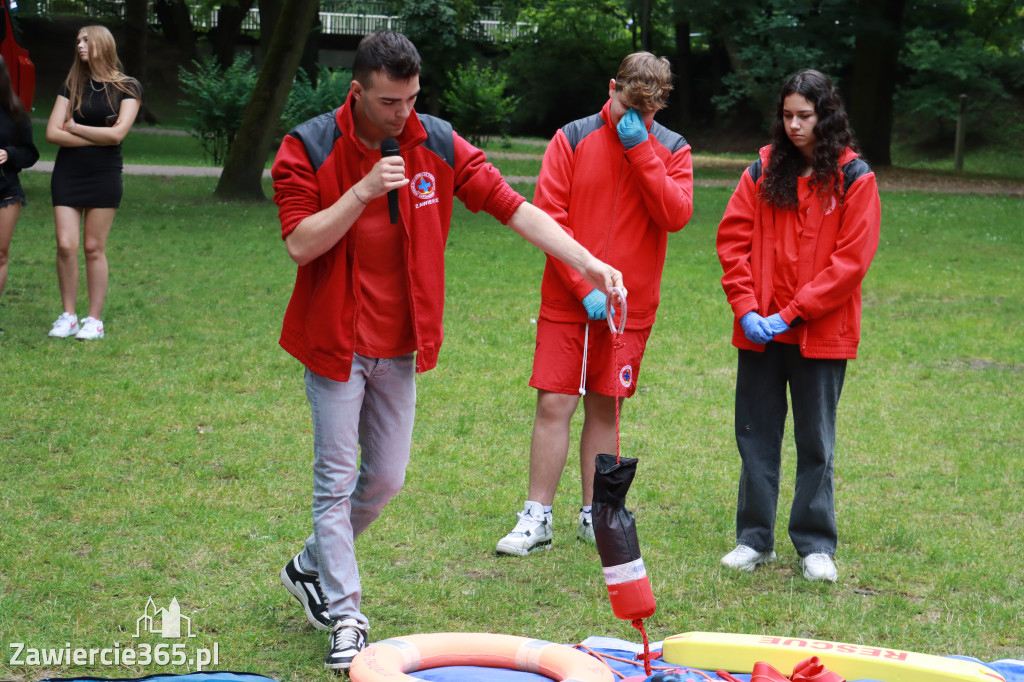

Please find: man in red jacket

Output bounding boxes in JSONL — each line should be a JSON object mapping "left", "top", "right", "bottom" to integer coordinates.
{"left": 271, "top": 31, "right": 622, "bottom": 672}
{"left": 496, "top": 52, "right": 693, "bottom": 556}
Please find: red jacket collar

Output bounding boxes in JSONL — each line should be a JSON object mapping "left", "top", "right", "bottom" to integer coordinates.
{"left": 336, "top": 90, "right": 428, "bottom": 155}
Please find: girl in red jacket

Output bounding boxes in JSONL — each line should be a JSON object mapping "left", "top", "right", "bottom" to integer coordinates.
{"left": 716, "top": 70, "right": 880, "bottom": 582}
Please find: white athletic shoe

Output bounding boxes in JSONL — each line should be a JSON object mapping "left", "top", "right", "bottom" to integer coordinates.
{"left": 75, "top": 317, "right": 104, "bottom": 340}
{"left": 576, "top": 509, "right": 595, "bottom": 543}
{"left": 48, "top": 312, "right": 79, "bottom": 338}
{"left": 721, "top": 544, "right": 777, "bottom": 572}
{"left": 496, "top": 502, "right": 552, "bottom": 556}
{"left": 801, "top": 553, "right": 838, "bottom": 582}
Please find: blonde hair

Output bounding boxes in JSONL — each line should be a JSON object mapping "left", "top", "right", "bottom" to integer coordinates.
{"left": 615, "top": 52, "right": 673, "bottom": 113}
{"left": 64, "top": 26, "right": 139, "bottom": 119}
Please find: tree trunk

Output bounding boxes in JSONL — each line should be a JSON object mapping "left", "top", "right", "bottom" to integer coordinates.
{"left": 298, "top": 13, "right": 322, "bottom": 85}
{"left": 214, "top": 0, "right": 320, "bottom": 201}
{"left": 848, "top": 0, "right": 907, "bottom": 167}
{"left": 640, "top": 0, "right": 651, "bottom": 52}
{"left": 210, "top": 0, "right": 256, "bottom": 69}
{"left": 153, "top": 0, "right": 196, "bottom": 60}
{"left": 668, "top": 12, "right": 692, "bottom": 130}
{"left": 259, "top": 0, "right": 284, "bottom": 56}
{"left": 122, "top": 0, "right": 158, "bottom": 123}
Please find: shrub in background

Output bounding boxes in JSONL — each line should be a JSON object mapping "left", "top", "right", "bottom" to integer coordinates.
{"left": 178, "top": 54, "right": 257, "bottom": 165}
{"left": 895, "top": 26, "right": 1024, "bottom": 147}
{"left": 440, "top": 60, "right": 519, "bottom": 146}
{"left": 281, "top": 65, "right": 353, "bottom": 132}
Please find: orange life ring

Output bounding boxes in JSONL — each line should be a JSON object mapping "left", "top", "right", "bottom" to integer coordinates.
{"left": 349, "top": 632, "right": 614, "bottom": 682}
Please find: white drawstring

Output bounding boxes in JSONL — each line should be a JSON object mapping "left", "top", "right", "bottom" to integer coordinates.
{"left": 578, "top": 322, "right": 589, "bottom": 396}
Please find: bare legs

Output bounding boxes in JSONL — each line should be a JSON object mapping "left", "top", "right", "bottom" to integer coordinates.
{"left": 526, "top": 389, "right": 620, "bottom": 507}
{"left": 0, "top": 202, "right": 21, "bottom": 300}
{"left": 54, "top": 205, "right": 116, "bottom": 320}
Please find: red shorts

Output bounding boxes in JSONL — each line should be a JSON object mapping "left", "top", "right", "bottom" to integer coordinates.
{"left": 530, "top": 319, "right": 651, "bottom": 398}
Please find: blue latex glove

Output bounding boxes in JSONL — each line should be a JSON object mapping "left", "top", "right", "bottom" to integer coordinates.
{"left": 616, "top": 108, "right": 648, "bottom": 149}
{"left": 740, "top": 311, "right": 774, "bottom": 344}
{"left": 765, "top": 313, "right": 790, "bottom": 335}
{"left": 582, "top": 289, "right": 607, "bottom": 320}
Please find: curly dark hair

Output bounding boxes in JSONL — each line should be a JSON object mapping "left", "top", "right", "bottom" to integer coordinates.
{"left": 760, "top": 69, "right": 857, "bottom": 210}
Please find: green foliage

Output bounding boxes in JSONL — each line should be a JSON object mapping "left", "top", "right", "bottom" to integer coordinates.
{"left": 896, "top": 26, "right": 1024, "bottom": 143}
{"left": 394, "top": 0, "right": 485, "bottom": 101}
{"left": 177, "top": 54, "right": 258, "bottom": 165}
{"left": 707, "top": 1, "right": 850, "bottom": 118}
{"left": 440, "top": 60, "right": 520, "bottom": 145}
{"left": 505, "top": 0, "right": 632, "bottom": 131}
{"left": 281, "top": 66, "right": 353, "bottom": 132}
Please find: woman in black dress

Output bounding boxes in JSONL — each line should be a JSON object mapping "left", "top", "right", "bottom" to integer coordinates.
{"left": 0, "top": 55, "right": 39, "bottom": 333}
{"left": 45, "top": 25, "right": 141, "bottom": 340}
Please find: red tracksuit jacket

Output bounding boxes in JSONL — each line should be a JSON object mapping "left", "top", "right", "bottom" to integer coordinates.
{"left": 717, "top": 145, "right": 881, "bottom": 359}
{"left": 272, "top": 92, "right": 525, "bottom": 381}
{"left": 533, "top": 99, "right": 694, "bottom": 329}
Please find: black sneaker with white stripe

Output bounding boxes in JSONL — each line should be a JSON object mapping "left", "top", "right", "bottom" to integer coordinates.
{"left": 325, "top": 618, "right": 368, "bottom": 672}
{"left": 280, "top": 554, "right": 331, "bottom": 630}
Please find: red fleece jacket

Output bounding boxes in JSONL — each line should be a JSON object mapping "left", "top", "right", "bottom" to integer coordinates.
{"left": 717, "top": 145, "right": 881, "bottom": 359}
{"left": 272, "top": 93, "right": 525, "bottom": 381}
{"left": 533, "top": 99, "right": 694, "bottom": 329}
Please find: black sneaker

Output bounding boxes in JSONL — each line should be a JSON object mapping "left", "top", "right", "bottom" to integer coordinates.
{"left": 280, "top": 554, "right": 331, "bottom": 631}
{"left": 325, "top": 618, "right": 368, "bottom": 672}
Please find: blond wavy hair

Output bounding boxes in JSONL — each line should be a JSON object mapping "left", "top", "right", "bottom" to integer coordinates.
{"left": 64, "top": 25, "right": 139, "bottom": 119}
{"left": 614, "top": 52, "right": 673, "bottom": 113}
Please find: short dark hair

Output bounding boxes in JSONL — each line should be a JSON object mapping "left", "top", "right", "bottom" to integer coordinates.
{"left": 352, "top": 31, "right": 421, "bottom": 86}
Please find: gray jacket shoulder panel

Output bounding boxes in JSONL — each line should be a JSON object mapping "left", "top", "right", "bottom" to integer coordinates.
{"left": 747, "top": 158, "right": 764, "bottom": 184}
{"left": 419, "top": 114, "right": 455, "bottom": 169}
{"left": 560, "top": 113, "right": 605, "bottom": 152}
{"left": 650, "top": 122, "right": 688, "bottom": 153}
{"left": 841, "top": 157, "right": 871, "bottom": 193}
{"left": 289, "top": 109, "right": 342, "bottom": 173}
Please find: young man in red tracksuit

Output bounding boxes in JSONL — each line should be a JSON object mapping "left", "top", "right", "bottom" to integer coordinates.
{"left": 716, "top": 70, "right": 880, "bottom": 583}
{"left": 271, "top": 31, "right": 622, "bottom": 672}
{"left": 497, "top": 52, "right": 693, "bottom": 556}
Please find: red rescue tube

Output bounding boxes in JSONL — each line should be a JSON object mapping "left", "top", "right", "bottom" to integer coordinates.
{"left": 349, "top": 632, "right": 614, "bottom": 682}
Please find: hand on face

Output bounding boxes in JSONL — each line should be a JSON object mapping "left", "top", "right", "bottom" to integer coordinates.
{"left": 616, "top": 108, "right": 648, "bottom": 149}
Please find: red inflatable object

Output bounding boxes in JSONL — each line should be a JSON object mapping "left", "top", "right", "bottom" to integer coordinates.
{"left": 0, "top": 0, "right": 34, "bottom": 110}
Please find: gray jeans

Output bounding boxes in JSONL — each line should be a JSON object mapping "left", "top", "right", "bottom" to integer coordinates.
{"left": 298, "top": 354, "right": 416, "bottom": 626}
{"left": 733, "top": 344, "right": 846, "bottom": 557}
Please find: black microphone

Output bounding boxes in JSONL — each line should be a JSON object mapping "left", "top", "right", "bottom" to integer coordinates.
{"left": 381, "top": 137, "right": 401, "bottom": 224}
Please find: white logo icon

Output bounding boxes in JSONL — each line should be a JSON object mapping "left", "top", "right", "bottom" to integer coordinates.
{"left": 134, "top": 597, "right": 196, "bottom": 639}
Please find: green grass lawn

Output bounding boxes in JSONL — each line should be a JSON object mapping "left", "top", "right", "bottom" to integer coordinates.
{"left": 0, "top": 164, "right": 1021, "bottom": 681}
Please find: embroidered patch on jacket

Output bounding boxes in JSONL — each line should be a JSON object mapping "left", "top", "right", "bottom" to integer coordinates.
{"left": 411, "top": 172, "right": 436, "bottom": 200}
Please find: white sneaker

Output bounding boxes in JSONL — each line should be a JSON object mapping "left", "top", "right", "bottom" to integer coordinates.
{"left": 801, "top": 553, "right": 838, "bottom": 582}
{"left": 75, "top": 317, "right": 104, "bottom": 340}
{"left": 496, "top": 502, "right": 552, "bottom": 556}
{"left": 576, "top": 509, "right": 595, "bottom": 543}
{"left": 48, "top": 312, "right": 79, "bottom": 338}
{"left": 721, "top": 544, "right": 776, "bottom": 571}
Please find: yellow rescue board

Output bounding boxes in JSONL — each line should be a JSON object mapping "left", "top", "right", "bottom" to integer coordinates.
{"left": 662, "top": 631, "right": 1004, "bottom": 682}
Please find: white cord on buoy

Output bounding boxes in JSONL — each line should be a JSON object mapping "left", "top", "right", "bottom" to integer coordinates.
{"left": 578, "top": 322, "right": 590, "bottom": 395}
